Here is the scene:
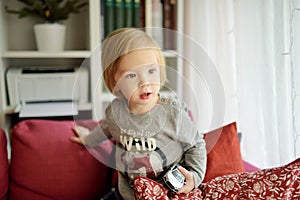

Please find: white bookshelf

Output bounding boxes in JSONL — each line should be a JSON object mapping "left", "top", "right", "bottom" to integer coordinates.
{"left": 0, "top": 0, "right": 184, "bottom": 130}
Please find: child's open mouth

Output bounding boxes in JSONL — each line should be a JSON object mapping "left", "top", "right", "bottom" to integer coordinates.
{"left": 140, "top": 92, "right": 152, "bottom": 100}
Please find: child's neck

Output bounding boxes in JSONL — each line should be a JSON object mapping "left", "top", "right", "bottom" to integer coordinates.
{"left": 128, "top": 94, "right": 159, "bottom": 114}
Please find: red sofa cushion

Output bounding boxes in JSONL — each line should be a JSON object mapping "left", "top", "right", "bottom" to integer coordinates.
{"left": 203, "top": 122, "right": 245, "bottom": 182}
{"left": 0, "top": 129, "right": 8, "bottom": 200}
{"left": 9, "top": 119, "right": 113, "bottom": 200}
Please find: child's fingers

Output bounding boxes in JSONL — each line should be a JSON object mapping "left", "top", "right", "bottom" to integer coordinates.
{"left": 71, "top": 126, "right": 89, "bottom": 145}
{"left": 177, "top": 166, "right": 190, "bottom": 178}
{"left": 70, "top": 126, "right": 83, "bottom": 144}
{"left": 177, "top": 166, "right": 194, "bottom": 194}
{"left": 69, "top": 136, "right": 83, "bottom": 144}
{"left": 72, "top": 126, "right": 80, "bottom": 135}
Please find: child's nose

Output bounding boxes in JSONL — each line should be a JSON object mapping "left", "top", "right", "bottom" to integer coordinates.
{"left": 139, "top": 80, "right": 150, "bottom": 87}
{"left": 139, "top": 75, "right": 150, "bottom": 87}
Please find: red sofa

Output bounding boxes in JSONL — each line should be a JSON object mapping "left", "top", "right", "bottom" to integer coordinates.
{"left": 0, "top": 128, "right": 9, "bottom": 200}
{"left": 0, "top": 119, "right": 258, "bottom": 200}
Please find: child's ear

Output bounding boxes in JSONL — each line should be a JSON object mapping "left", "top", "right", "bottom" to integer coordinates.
{"left": 112, "top": 82, "right": 118, "bottom": 90}
{"left": 113, "top": 85, "right": 122, "bottom": 96}
{"left": 111, "top": 81, "right": 117, "bottom": 90}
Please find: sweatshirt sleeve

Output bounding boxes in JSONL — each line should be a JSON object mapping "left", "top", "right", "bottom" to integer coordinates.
{"left": 172, "top": 98, "right": 207, "bottom": 187}
{"left": 182, "top": 134, "right": 207, "bottom": 188}
{"left": 85, "top": 104, "right": 114, "bottom": 148}
{"left": 85, "top": 125, "right": 111, "bottom": 148}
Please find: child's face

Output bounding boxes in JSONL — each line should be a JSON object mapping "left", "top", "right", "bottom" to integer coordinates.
{"left": 114, "top": 50, "right": 161, "bottom": 109}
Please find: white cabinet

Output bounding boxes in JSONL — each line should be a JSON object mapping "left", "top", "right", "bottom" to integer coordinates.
{"left": 0, "top": 0, "right": 100, "bottom": 130}
{"left": 0, "top": 0, "right": 183, "bottom": 130}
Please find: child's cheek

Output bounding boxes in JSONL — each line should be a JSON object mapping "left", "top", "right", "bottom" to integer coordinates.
{"left": 116, "top": 78, "right": 139, "bottom": 99}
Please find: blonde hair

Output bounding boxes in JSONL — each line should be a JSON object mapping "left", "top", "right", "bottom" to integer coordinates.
{"left": 102, "top": 28, "right": 166, "bottom": 93}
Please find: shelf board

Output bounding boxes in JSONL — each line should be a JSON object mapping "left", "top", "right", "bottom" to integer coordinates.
{"left": 2, "top": 50, "right": 91, "bottom": 58}
{"left": 163, "top": 50, "right": 178, "bottom": 58}
{"left": 5, "top": 103, "right": 92, "bottom": 114}
{"left": 3, "top": 50, "right": 176, "bottom": 59}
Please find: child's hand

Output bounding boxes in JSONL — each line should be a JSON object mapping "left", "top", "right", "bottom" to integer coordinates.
{"left": 177, "top": 166, "right": 195, "bottom": 194}
{"left": 70, "top": 125, "right": 90, "bottom": 145}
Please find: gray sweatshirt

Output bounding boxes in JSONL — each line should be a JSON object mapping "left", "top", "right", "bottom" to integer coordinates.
{"left": 85, "top": 95, "right": 207, "bottom": 200}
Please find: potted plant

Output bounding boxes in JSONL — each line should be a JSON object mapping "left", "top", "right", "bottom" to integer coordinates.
{"left": 5, "top": 0, "right": 88, "bottom": 51}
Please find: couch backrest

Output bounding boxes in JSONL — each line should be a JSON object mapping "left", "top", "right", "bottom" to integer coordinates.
{"left": 0, "top": 129, "right": 8, "bottom": 200}
{"left": 9, "top": 119, "right": 113, "bottom": 200}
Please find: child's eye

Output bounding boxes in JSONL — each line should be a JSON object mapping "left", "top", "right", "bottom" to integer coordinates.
{"left": 149, "top": 68, "right": 157, "bottom": 74}
{"left": 125, "top": 73, "right": 136, "bottom": 79}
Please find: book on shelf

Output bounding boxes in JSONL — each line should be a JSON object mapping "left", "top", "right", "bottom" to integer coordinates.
{"left": 162, "top": 0, "right": 177, "bottom": 50}
{"left": 133, "top": 0, "right": 142, "bottom": 28}
{"left": 102, "top": 0, "right": 143, "bottom": 38}
{"left": 149, "top": 0, "right": 164, "bottom": 47}
{"left": 144, "top": 0, "right": 177, "bottom": 50}
{"left": 140, "top": 0, "right": 162, "bottom": 47}
{"left": 101, "top": 0, "right": 177, "bottom": 50}
{"left": 115, "top": 0, "right": 125, "bottom": 29}
{"left": 103, "top": 0, "right": 115, "bottom": 37}
{"left": 125, "top": 0, "right": 133, "bottom": 27}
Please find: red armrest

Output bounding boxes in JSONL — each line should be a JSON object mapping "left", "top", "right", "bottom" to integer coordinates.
{"left": 243, "top": 160, "right": 260, "bottom": 172}
{"left": 0, "top": 129, "right": 8, "bottom": 200}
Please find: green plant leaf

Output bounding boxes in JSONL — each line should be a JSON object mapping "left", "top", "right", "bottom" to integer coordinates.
{"left": 5, "top": 0, "right": 87, "bottom": 22}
